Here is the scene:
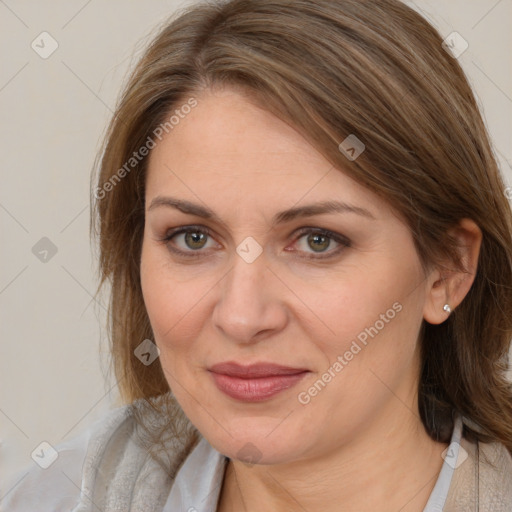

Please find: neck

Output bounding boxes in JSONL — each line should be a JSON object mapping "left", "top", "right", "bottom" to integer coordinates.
{"left": 217, "top": 407, "right": 448, "bottom": 512}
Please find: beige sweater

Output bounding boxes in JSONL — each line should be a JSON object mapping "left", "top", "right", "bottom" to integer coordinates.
{"left": 443, "top": 429, "right": 512, "bottom": 510}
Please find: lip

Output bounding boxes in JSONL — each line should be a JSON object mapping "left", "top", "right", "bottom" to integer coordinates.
{"left": 208, "top": 361, "right": 310, "bottom": 378}
{"left": 208, "top": 361, "right": 310, "bottom": 402}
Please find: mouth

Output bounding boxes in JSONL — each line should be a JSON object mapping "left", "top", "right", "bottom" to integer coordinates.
{"left": 208, "top": 361, "right": 310, "bottom": 402}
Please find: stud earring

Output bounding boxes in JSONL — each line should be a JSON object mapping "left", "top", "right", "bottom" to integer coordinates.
{"left": 443, "top": 304, "right": 452, "bottom": 314}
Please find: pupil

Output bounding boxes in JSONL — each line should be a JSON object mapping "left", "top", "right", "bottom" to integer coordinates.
{"left": 309, "top": 233, "right": 329, "bottom": 252}
{"left": 186, "top": 231, "right": 205, "bottom": 249}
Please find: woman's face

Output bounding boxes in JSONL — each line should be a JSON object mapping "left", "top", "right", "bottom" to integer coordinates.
{"left": 140, "top": 87, "right": 433, "bottom": 464}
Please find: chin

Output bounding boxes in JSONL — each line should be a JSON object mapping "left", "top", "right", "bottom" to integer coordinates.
{"left": 206, "top": 425, "right": 304, "bottom": 465}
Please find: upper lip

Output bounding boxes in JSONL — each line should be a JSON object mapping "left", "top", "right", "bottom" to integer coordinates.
{"left": 209, "top": 361, "right": 309, "bottom": 378}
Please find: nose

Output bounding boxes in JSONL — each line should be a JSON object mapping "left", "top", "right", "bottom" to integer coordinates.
{"left": 212, "top": 249, "right": 289, "bottom": 344}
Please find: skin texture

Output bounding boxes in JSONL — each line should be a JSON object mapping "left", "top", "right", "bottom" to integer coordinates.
{"left": 140, "top": 87, "right": 482, "bottom": 511}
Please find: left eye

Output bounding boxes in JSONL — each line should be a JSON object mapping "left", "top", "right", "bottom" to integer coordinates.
{"left": 289, "top": 228, "right": 350, "bottom": 259}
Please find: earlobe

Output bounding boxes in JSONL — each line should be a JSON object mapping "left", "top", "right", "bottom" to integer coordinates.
{"left": 423, "top": 218, "right": 482, "bottom": 325}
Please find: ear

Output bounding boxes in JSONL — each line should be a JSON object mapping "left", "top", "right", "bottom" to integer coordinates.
{"left": 423, "top": 218, "right": 482, "bottom": 325}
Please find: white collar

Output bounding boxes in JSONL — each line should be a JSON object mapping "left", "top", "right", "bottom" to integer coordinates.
{"left": 423, "top": 414, "right": 464, "bottom": 511}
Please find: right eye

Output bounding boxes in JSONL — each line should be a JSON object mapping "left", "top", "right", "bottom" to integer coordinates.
{"left": 159, "top": 225, "right": 220, "bottom": 258}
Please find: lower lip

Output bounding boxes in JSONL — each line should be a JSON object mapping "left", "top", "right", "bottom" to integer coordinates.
{"left": 210, "top": 371, "right": 309, "bottom": 402}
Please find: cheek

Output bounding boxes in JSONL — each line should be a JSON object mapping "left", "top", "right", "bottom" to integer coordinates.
{"left": 304, "top": 270, "right": 401, "bottom": 347}
{"left": 140, "top": 243, "right": 213, "bottom": 355}
{"left": 305, "top": 255, "right": 424, "bottom": 380}
{"left": 140, "top": 252, "right": 208, "bottom": 398}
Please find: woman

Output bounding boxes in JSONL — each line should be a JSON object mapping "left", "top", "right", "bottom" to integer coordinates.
{"left": 4, "top": 0, "right": 512, "bottom": 510}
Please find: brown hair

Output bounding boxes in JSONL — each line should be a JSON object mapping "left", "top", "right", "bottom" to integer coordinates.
{"left": 91, "top": 0, "right": 512, "bottom": 454}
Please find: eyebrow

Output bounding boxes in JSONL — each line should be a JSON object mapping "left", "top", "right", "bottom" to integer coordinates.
{"left": 148, "top": 196, "right": 376, "bottom": 225}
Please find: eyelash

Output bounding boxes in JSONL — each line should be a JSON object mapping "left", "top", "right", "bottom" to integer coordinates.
{"left": 158, "top": 225, "right": 351, "bottom": 261}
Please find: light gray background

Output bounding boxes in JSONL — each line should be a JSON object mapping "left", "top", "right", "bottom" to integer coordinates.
{"left": 1, "top": 0, "right": 511, "bottom": 488}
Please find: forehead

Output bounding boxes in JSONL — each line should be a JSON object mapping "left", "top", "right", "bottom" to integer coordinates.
{"left": 145, "top": 88, "right": 390, "bottom": 218}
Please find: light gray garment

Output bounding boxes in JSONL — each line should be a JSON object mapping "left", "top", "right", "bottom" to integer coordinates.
{"left": 2, "top": 393, "right": 512, "bottom": 511}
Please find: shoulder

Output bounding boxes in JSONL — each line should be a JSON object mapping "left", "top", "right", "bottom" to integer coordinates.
{"left": 444, "top": 431, "right": 512, "bottom": 511}
{"left": 1, "top": 404, "right": 132, "bottom": 512}
{"left": 477, "top": 437, "right": 512, "bottom": 506}
{"left": 80, "top": 393, "right": 201, "bottom": 511}
{"left": 2, "top": 394, "right": 200, "bottom": 512}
